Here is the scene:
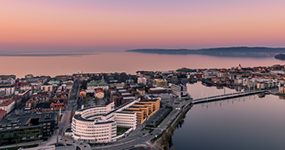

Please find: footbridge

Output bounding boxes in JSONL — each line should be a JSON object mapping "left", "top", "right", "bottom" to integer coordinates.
{"left": 192, "top": 90, "right": 265, "bottom": 104}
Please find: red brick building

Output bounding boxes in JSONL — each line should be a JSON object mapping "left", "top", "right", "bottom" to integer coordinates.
{"left": 0, "top": 109, "right": 6, "bottom": 120}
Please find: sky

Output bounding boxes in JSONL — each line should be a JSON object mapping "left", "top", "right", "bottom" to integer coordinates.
{"left": 1, "top": 0, "right": 285, "bottom": 53}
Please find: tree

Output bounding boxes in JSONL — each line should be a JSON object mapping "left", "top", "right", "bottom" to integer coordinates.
{"left": 95, "top": 97, "right": 98, "bottom": 105}
{"left": 85, "top": 95, "right": 89, "bottom": 105}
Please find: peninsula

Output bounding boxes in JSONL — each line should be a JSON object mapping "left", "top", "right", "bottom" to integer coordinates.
{"left": 275, "top": 54, "right": 285, "bottom": 60}
{"left": 126, "top": 47, "right": 285, "bottom": 57}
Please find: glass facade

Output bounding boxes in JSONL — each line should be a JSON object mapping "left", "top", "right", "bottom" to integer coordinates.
{"left": 0, "top": 126, "right": 43, "bottom": 146}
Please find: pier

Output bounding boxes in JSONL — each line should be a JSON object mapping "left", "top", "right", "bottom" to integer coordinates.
{"left": 192, "top": 90, "right": 265, "bottom": 104}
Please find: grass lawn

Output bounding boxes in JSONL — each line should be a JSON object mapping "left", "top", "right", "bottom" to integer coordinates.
{"left": 117, "top": 127, "right": 130, "bottom": 135}
{"left": 0, "top": 144, "right": 38, "bottom": 150}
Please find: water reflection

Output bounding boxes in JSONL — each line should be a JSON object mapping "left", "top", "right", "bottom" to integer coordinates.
{"left": 0, "top": 52, "right": 283, "bottom": 78}
{"left": 172, "top": 83, "right": 285, "bottom": 150}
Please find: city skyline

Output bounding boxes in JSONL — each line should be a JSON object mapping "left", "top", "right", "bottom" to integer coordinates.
{"left": 1, "top": 0, "right": 285, "bottom": 52}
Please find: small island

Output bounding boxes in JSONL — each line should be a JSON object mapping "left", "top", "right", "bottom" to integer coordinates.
{"left": 275, "top": 54, "right": 285, "bottom": 60}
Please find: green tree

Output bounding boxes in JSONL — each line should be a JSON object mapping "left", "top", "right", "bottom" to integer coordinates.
{"left": 95, "top": 97, "right": 98, "bottom": 105}
{"left": 85, "top": 95, "right": 90, "bottom": 105}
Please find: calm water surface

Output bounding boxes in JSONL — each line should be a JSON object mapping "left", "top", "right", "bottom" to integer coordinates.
{"left": 0, "top": 52, "right": 284, "bottom": 78}
{"left": 172, "top": 83, "right": 285, "bottom": 150}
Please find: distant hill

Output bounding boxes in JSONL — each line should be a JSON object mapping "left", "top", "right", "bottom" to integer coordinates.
{"left": 126, "top": 47, "right": 285, "bottom": 57}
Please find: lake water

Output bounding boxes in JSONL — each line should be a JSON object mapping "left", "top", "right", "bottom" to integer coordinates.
{"left": 172, "top": 83, "right": 285, "bottom": 150}
{"left": 0, "top": 52, "right": 284, "bottom": 78}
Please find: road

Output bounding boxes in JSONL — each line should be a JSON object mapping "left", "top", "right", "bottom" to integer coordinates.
{"left": 58, "top": 80, "right": 81, "bottom": 135}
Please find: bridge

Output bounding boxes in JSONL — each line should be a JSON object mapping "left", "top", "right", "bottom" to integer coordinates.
{"left": 192, "top": 90, "right": 265, "bottom": 104}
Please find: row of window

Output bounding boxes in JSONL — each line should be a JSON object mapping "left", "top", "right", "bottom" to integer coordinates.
{"left": 74, "top": 124, "right": 111, "bottom": 129}
{"left": 75, "top": 133, "right": 110, "bottom": 138}
{"left": 75, "top": 130, "right": 110, "bottom": 135}
{"left": 74, "top": 127, "right": 110, "bottom": 132}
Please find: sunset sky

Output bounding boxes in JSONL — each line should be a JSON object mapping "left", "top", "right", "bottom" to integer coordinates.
{"left": 1, "top": 0, "right": 285, "bottom": 52}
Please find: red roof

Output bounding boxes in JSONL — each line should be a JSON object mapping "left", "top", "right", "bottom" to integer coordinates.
{"left": 0, "top": 109, "right": 6, "bottom": 116}
{"left": 0, "top": 100, "right": 14, "bottom": 107}
{"left": 95, "top": 88, "right": 104, "bottom": 93}
{"left": 11, "top": 82, "right": 28, "bottom": 88}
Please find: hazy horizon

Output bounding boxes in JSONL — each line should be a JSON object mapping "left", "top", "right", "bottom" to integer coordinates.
{"left": 1, "top": 0, "right": 285, "bottom": 53}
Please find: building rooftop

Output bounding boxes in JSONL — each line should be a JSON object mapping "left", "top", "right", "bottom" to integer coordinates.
{"left": 149, "top": 87, "right": 167, "bottom": 90}
{"left": 0, "top": 100, "right": 14, "bottom": 107}
{"left": 0, "top": 112, "right": 55, "bottom": 131}
{"left": 35, "top": 103, "right": 51, "bottom": 109}
{"left": 122, "top": 109, "right": 142, "bottom": 112}
{"left": 140, "top": 99, "right": 159, "bottom": 102}
{"left": 137, "top": 88, "right": 144, "bottom": 91}
{"left": 121, "top": 93, "right": 131, "bottom": 96}
{"left": 115, "top": 111, "right": 135, "bottom": 114}
{"left": 0, "top": 109, "right": 6, "bottom": 115}
{"left": 123, "top": 97, "right": 135, "bottom": 100}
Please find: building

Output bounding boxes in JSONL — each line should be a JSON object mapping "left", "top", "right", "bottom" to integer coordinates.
{"left": 87, "top": 77, "right": 109, "bottom": 90}
{"left": 56, "top": 75, "right": 72, "bottom": 82}
{"left": 137, "top": 77, "right": 147, "bottom": 85}
{"left": 114, "top": 111, "right": 136, "bottom": 128}
{"left": 153, "top": 79, "right": 168, "bottom": 88}
{"left": 108, "top": 80, "right": 125, "bottom": 88}
{"left": 50, "top": 99, "right": 65, "bottom": 111}
{"left": 0, "top": 109, "right": 6, "bottom": 120}
{"left": 0, "top": 86, "right": 15, "bottom": 96}
{"left": 136, "top": 88, "right": 145, "bottom": 95}
{"left": 16, "top": 90, "right": 31, "bottom": 102}
{"left": 95, "top": 88, "right": 104, "bottom": 99}
{"left": 125, "top": 79, "right": 134, "bottom": 84}
{"left": 72, "top": 102, "right": 116, "bottom": 143}
{"left": 238, "top": 64, "right": 242, "bottom": 70}
{"left": 0, "top": 100, "right": 15, "bottom": 114}
{"left": 171, "top": 84, "right": 187, "bottom": 98}
{"left": 48, "top": 80, "right": 61, "bottom": 87}
{"left": 53, "top": 88, "right": 68, "bottom": 104}
{"left": 0, "top": 77, "right": 15, "bottom": 85}
{"left": 0, "top": 75, "right": 16, "bottom": 81}
{"left": 0, "top": 89, "right": 4, "bottom": 96}
{"left": 0, "top": 112, "right": 55, "bottom": 146}
{"left": 25, "top": 74, "right": 34, "bottom": 79}
{"left": 279, "top": 86, "right": 285, "bottom": 93}
{"left": 35, "top": 103, "right": 52, "bottom": 112}
{"left": 25, "top": 92, "right": 50, "bottom": 110}
{"left": 25, "top": 99, "right": 37, "bottom": 110}
{"left": 41, "top": 83, "right": 53, "bottom": 92}
{"left": 79, "top": 89, "right": 86, "bottom": 99}
{"left": 71, "top": 100, "right": 139, "bottom": 144}
{"left": 148, "top": 87, "right": 167, "bottom": 94}
{"left": 122, "top": 99, "right": 161, "bottom": 124}
{"left": 31, "top": 82, "right": 42, "bottom": 92}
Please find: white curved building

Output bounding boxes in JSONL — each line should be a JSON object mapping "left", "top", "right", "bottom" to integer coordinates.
{"left": 72, "top": 100, "right": 138, "bottom": 143}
